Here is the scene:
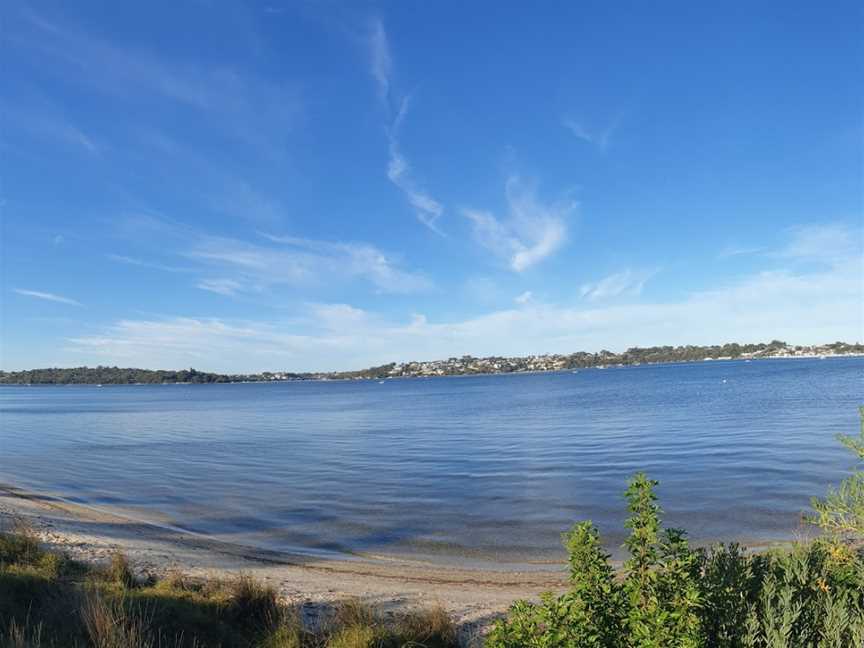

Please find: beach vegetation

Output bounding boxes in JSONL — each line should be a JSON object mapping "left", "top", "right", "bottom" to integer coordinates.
{"left": 486, "top": 474, "right": 864, "bottom": 648}
{"left": 0, "top": 526, "right": 459, "bottom": 647}
{"left": 810, "top": 406, "right": 864, "bottom": 538}
{"left": 107, "top": 551, "right": 136, "bottom": 590}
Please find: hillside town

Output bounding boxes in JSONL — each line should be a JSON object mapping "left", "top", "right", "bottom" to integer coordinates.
{"left": 342, "top": 340, "right": 864, "bottom": 380}
{"left": 2, "top": 341, "right": 861, "bottom": 385}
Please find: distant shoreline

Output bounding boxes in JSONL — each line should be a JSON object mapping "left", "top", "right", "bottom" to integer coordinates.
{"left": 2, "top": 351, "right": 863, "bottom": 386}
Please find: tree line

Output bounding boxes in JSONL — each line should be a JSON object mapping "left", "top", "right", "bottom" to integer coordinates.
{"left": 1, "top": 341, "right": 861, "bottom": 384}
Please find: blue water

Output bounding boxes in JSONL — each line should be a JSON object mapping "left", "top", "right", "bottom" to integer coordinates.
{"left": 1, "top": 358, "right": 862, "bottom": 568}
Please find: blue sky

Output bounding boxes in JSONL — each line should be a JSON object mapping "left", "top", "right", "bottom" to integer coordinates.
{"left": 2, "top": 1, "right": 862, "bottom": 372}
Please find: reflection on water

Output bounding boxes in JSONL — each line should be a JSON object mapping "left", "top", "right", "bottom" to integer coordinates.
{"left": 1, "top": 358, "right": 862, "bottom": 568}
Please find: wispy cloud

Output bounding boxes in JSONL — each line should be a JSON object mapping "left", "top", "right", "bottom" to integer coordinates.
{"left": 3, "top": 101, "right": 100, "bottom": 155}
{"left": 117, "top": 128, "right": 291, "bottom": 228}
{"left": 106, "top": 215, "right": 434, "bottom": 298}
{"left": 17, "top": 9, "right": 300, "bottom": 156}
{"left": 14, "top": 289, "right": 82, "bottom": 306}
{"left": 64, "top": 244, "right": 861, "bottom": 372}
{"left": 308, "top": 303, "right": 370, "bottom": 331}
{"left": 189, "top": 233, "right": 433, "bottom": 295}
{"left": 386, "top": 98, "right": 444, "bottom": 233}
{"left": 208, "top": 178, "right": 289, "bottom": 227}
{"left": 514, "top": 291, "right": 534, "bottom": 305}
{"left": 366, "top": 20, "right": 444, "bottom": 233}
{"left": 368, "top": 17, "right": 392, "bottom": 106}
{"left": 774, "top": 223, "right": 861, "bottom": 266}
{"left": 41, "top": 120, "right": 98, "bottom": 154}
{"left": 462, "top": 276, "right": 506, "bottom": 306}
{"left": 580, "top": 269, "right": 655, "bottom": 301}
{"left": 386, "top": 143, "right": 444, "bottom": 231}
{"left": 464, "top": 176, "right": 571, "bottom": 271}
{"left": 719, "top": 223, "right": 862, "bottom": 266}
{"left": 107, "top": 254, "right": 190, "bottom": 273}
{"left": 562, "top": 115, "right": 621, "bottom": 152}
{"left": 197, "top": 279, "right": 244, "bottom": 296}
{"left": 718, "top": 245, "right": 764, "bottom": 259}
{"left": 67, "top": 317, "right": 310, "bottom": 365}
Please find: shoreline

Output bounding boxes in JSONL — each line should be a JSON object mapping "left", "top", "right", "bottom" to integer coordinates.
{"left": 2, "top": 353, "right": 862, "bottom": 386}
{"left": 0, "top": 481, "right": 808, "bottom": 606}
{"left": 0, "top": 484, "right": 568, "bottom": 627}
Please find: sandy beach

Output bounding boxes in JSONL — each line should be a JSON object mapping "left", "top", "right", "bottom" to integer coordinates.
{"left": 0, "top": 484, "right": 567, "bottom": 636}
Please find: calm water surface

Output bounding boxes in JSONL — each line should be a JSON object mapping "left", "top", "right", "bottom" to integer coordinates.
{"left": 1, "top": 358, "right": 862, "bottom": 568}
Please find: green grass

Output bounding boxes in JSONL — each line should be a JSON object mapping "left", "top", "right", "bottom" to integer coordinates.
{"left": 0, "top": 527, "right": 459, "bottom": 648}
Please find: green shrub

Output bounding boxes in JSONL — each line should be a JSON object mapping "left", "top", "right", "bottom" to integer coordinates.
{"left": 486, "top": 474, "right": 864, "bottom": 648}
{"left": 488, "top": 473, "right": 701, "bottom": 648}
{"left": 740, "top": 541, "right": 864, "bottom": 647}
{"left": 697, "top": 543, "right": 760, "bottom": 647}
{"left": 811, "top": 406, "right": 864, "bottom": 538}
{"left": 622, "top": 474, "right": 701, "bottom": 647}
{"left": 485, "top": 521, "right": 625, "bottom": 647}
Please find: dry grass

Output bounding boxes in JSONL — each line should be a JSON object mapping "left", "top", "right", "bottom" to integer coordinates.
{"left": 82, "top": 592, "right": 155, "bottom": 648}
{"left": 328, "top": 599, "right": 377, "bottom": 632}
{"left": 260, "top": 608, "right": 304, "bottom": 648}
{"left": 394, "top": 605, "right": 457, "bottom": 647}
{"left": 2, "top": 618, "right": 45, "bottom": 648}
{"left": 326, "top": 623, "right": 377, "bottom": 648}
{"left": 159, "top": 570, "right": 191, "bottom": 592}
{"left": 0, "top": 529, "right": 463, "bottom": 647}
{"left": 315, "top": 599, "right": 458, "bottom": 648}
{"left": 225, "top": 573, "right": 280, "bottom": 630}
{"left": 0, "top": 520, "right": 42, "bottom": 567}
{"left": 107, "top": 551, "right": 136, "bottom": 589}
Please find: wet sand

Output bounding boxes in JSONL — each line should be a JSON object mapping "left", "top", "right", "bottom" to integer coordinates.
{"left": 0, "top": 484, "right": 568, "bottom": 636}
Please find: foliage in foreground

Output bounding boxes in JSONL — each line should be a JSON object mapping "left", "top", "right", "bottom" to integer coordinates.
{"left": 810, "top": 406, "right": 864, "bottom": 539}
{"left": 0, "top": 527, "right": 457, "bottom": 648}
{"left": 487, "top": 473, "right": 864, "bottom": 648}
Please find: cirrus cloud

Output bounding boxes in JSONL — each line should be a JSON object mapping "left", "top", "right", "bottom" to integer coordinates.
{"left": 367, "top": 19, "right": 444, "bottom": 234}
{"left": 14, "top": 288, "right": 82, "bottom": 306}
{"left": 62, "top": 225, "right": 862, "bottom": 373}
{"left": 189, "top": 233, "right": 433, "bottom": 296}
{"left": 465, "top": 176, "right": 572, "bottom": 272}
{"left": 580, "top": 269, "right": 656, "bottom": 301}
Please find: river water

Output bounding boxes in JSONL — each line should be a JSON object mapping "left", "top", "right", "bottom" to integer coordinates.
{"left": 1, "top": 358, "right": 861, "bottom": 569}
